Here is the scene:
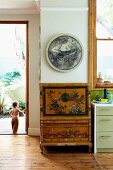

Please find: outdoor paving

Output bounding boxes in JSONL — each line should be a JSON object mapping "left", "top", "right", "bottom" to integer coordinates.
{"left": 0, "top": 116, "right": 26, "bottom": 134}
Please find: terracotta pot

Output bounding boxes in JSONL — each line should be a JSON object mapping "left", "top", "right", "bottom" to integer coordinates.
{"left": 97, "top": 77, "right": 103, "bottom": 83}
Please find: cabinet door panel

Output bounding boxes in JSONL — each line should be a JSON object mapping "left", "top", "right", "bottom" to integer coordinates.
{"left": 45, "top": 88, "right": 65, "bottom": 115}
{"left": 65, "top": 88, "right": 86, "bottom": 115}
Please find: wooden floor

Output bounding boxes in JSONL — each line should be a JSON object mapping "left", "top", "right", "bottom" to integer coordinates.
{"left": 0, "top": 135, "right": 113, "bottom": 170}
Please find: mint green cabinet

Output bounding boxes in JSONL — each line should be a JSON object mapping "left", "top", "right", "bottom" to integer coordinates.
{"left": 92, "top": 103, "right": 113, "bottom": 153}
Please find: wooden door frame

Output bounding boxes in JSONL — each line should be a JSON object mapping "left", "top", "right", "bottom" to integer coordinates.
{"left": 0, "top": 21, "right": 29, "bottom": 134}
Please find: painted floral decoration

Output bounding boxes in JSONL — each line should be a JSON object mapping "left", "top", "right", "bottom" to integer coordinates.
{"left": 46, "top": 89, "right": 85, "bottom": 115}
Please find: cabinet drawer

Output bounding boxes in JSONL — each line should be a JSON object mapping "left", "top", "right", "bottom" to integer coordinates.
{"left": 41, "top": 123, "right": 90, "bottom": 143}
{"left": 97, "top": 132, "right": 113, "bottom": 148}
{"left": 96, "top": 107, "right": 113, "bottom": 115}
{"left": 97, "top": 116, "right": 113, "bottom": 131}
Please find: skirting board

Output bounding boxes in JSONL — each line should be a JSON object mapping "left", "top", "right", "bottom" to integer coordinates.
{"left": 28, "top": 128, "right": 40, "bottom": 136}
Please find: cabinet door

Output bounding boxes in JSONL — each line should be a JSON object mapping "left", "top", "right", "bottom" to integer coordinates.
{"left": 65, "top": 88, "right": 87, "bottom": 115}
{"left": 97, "top": 116, "right": 113, "bottom": 131}
{"left": 45, "top": 88, "right": 65, "bottom": 115}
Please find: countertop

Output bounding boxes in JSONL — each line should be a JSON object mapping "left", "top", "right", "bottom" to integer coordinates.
{"left": 91, "top": 102, "right": 113, "bottom": 107}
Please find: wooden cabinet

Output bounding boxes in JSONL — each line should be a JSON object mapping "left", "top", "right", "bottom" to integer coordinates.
{"left": 40, "top": 83, "right": 92, "bottom": 153}
{"left": 92, "top": 103, "right": 113, "bottom": 153}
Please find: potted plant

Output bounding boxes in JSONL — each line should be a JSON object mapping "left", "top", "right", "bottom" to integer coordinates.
{"left": 97, "top": 72, "right": 103, "bottom": 84}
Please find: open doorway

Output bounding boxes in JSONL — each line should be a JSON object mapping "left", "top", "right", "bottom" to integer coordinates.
{"left": 0, "top": 21, "right": 28, "bottom": 134}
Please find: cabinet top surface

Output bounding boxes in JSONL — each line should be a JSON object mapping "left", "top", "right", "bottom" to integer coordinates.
{"left": 92, "top": 102, "right": 113, "bottom": 107}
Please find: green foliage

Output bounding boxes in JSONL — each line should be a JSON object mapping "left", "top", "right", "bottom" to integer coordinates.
{"left": 98, "top": 72, "right": 102, "bottom": 78}
{"left": 19, "top": 101, "right": 26, "bottom": 110}
{"left": 1, "top": 71, "right": 21, "bottom": 86}
{"left": 0, "top": 95, "right": 5, "bottom": 114}
{"left": 105, "top": 74, "right": 113, "bottom": 82}
{"left": 2, "top": 111, "right": 10, "bottom": 117}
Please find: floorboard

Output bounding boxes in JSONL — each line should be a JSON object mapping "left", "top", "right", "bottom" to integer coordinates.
{"left": 0, "top": 135, "right": 113, "bottom": 170}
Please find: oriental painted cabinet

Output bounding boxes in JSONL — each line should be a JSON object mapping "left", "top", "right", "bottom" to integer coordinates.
{"left": 40, "top": 83, "right": 92, "bottom": 153}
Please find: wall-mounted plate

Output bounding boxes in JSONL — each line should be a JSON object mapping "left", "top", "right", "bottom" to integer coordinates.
{"left": 46, "top": 34, "right": 83, "bottom": 72}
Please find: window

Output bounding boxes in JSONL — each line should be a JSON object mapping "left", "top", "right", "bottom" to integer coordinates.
{"left": 89, "top": 0, "right": 113, "bottom": 88}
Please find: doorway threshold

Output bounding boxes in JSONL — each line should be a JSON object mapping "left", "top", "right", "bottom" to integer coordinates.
{"left": 0, "top": 117, "right": 26, "bottom": 135}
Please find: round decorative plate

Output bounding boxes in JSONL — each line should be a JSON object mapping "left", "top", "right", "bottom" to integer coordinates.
{"left": 46, "top": 34, "right": 83, "bottom": 72}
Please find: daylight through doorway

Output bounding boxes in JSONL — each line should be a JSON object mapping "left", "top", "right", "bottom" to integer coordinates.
{"left": 0, "top": 23, "right": 27, "bottom": 134}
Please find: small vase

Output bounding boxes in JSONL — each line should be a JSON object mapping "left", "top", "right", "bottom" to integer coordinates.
{"left": 97, "top": 78, "right": 103, "bottom": 84}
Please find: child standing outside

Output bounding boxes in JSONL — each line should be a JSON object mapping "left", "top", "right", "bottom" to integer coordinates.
{"left": 9, "top": 101, "right": 20, "bottom": 134}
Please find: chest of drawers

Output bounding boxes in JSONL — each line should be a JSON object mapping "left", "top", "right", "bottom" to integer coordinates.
{"left": 92, "top": 104, "right": 113, "bottom": 153}
{"left": 40, "top": 83, "right": 92, "bottom": 153}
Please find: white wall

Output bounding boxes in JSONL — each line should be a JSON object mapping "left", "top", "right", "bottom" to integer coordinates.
{"left": 41, "top": 0, "right": 87, "bottom": 8}
{"left": 40, "top": 0, "right": 88, "bottom": 83}
{"left": 0, "top": 0, "right": 88, "bottom": 136}
{"left": 0, "top": 14, "right": 40, "bottom": 136}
